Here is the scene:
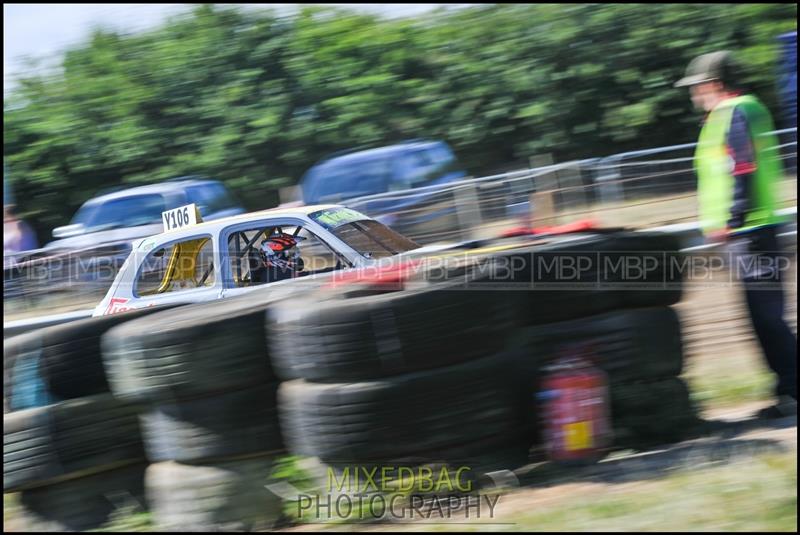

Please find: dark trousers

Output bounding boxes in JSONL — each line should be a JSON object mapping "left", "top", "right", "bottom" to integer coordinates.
{"left": 731, "top": 225, "right": 797, "bottom": 399}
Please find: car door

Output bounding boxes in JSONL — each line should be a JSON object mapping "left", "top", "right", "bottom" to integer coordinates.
{"left": 127, "top": 233, "right": 222, "bottom": 309}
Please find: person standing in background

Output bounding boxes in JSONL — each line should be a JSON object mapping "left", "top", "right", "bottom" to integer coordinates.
{"left": 675, "top": 50, "right": 797, "bottom": 418}
{"left": 4, "top": 204, "right": 39, "bottom": 265}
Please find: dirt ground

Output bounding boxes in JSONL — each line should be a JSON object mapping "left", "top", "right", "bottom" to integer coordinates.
{"left": 280, "top": 406, "right": 796, "bottom": 532}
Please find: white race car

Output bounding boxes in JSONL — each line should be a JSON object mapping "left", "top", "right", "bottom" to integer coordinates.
{"left": 93, "top": 204, "right": 424, "bottom": 316}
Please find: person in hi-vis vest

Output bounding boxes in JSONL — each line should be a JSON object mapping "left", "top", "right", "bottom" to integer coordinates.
{"left": 675, "top": 50, "right": 797, "bottom": 418}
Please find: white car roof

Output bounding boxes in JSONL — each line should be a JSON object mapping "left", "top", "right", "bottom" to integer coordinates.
{"left": 143, "top": 204, "right": 347, "bottom": 244}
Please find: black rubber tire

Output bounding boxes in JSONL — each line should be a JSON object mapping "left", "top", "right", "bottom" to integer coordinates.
{"left": 610, "top": 377, "right": 702, "bottom": 449}
{"left": 464, "top": 233, "right": 623, "bottom": 326}
{"left": 101, "top": 291, "right": 294, "bottom": 403}
{"left": 3, "top": 393, "right": 145, "bottom": 492}
{"left": 12, "top": 462, "right": 148, "bottom": 532}
{"left": 268, "top": 278, "right": 514, "bottom": 381}
{"left": 507, "top": 306, "right": 685, "bottom": 385}
{"left": 139, "top": 382, "right": 284, "bottom": 463}
{"left": 3, "top": 305, "right": 180, "bottom": 408}
{"left": 278, "top": 353, "right": 526, "bottom": 464}
{"left": 603, "top": 231, "right": 684, "bottom": 308}
{"left": 451, "top": 230, "right": 685, "bottom": 326}
{"left": 146, "top": 456, "right": 283, "bottom": 532}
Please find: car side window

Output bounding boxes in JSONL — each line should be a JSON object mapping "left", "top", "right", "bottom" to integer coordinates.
{"left": 426, "top": 143, "right": 455, "bottom": 166}
{"left": 396, "top": 150, "right": 434, "bottom": 187}
{"left": 135, "top": 235, "right": 215, "bottom": 297}
{"left": 355, "top": 159, "right": 391, "bottom": 195}
{"left": 313, "top": 172, "right": 359, "bottom": 203}
{"left": 226, "top": 223, "right": 347, "bottom": 288}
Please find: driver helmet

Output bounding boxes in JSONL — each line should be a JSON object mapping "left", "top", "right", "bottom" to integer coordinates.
{"left": 258, "top": 232, "right": 304, "bottom": 272}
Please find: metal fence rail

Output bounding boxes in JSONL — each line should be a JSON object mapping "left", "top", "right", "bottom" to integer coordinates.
{"left": 342, "top": 127, "right": 797, "bottom": 244}
{"left": 4, "top": 128, "right": 797, "bottom": 321}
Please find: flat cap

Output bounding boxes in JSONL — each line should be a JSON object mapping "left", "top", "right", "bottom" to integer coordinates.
{"left": 674, "top": 51, "right": 737, "bottom": 88}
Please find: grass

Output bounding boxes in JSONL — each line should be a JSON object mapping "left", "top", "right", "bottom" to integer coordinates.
{"left": 7, "top": 449, "right": 795, "bottom": 532}
{"left": 88, "top": 512, "right": 154, "bottom": 532}
{"left": 681, "top": 330, "right": 776, "bottom": 409}
{"left": 686, "top": 357, "right": 775, "bottom": 409}
{"left": 490, "top": 451, "right": 797, "bottom": 532}
{"left": 4, "top": 495, "right": 20, "bottom": 530}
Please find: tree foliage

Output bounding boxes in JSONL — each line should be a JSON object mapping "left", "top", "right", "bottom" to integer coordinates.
{"left": 3, "top": 3, "right": 796, "bottom": 240}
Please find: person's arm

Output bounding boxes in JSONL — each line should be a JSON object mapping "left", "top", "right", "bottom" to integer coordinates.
{"left": 726, "top": 107, "right": 757, "bottom": 231}
{"left": 4, "top": 221, "right": 23, "bottom": 254}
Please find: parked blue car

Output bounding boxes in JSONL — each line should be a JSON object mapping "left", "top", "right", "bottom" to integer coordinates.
{"left": 299, "top": 140, "right": 468, "bottom": 241}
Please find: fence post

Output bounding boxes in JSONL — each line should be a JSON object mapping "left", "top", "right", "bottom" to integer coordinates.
{"left": 453, "top": 182, "right": 483, "bottom": 241}
{"left": 507, "top": 171, "right": 534, "bottom": 219}
{"left": 278, "top": 185, "right": 301, "bottom": 205}
{"left": 596, "top": 155, "right": 623, "bottom": 205}
{"left": 555, "top": 161, "right": 587, "bottom": 214}
{"left": 530, "top": 154, "right": 559, "bottom": 191}
{"left": 529, "top": 154, "right": 560, "bottom": 227}
{"left": 529, "top": 190, "right": 559, "bottom": 227}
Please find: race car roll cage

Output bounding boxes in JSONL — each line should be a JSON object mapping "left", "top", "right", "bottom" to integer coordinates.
{"left": 140, "top": 224, "right": 296, "bottom": 295}
{"left": 229, "top": 224, "right": 302, "bottom": 286}
{"left": 228, "top": 223, "right": 350, "bottom": 287}
{"left": 147, "top": 218, "right": 383, "bottom": 295}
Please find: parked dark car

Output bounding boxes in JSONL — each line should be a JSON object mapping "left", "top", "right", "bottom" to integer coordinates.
{"left": 299, "top": 140, "right": 468, "bottom": 241}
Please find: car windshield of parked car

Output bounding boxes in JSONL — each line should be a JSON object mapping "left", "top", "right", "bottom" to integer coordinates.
{"left": 186, "top": 183, "right": 239, "bottom": 215}
{"left": 309, "top": 207, "right": 419, "bottom": 259}
{"left": 72, "top": 194, "right": 167, "bottom": 231}
{"left": 306, "top": 156, "right": 391, "bottom": 203}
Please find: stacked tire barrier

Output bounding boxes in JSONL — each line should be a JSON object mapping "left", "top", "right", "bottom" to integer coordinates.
{"left": 489, "top": 231, "right": 701, "bottom": 450}
{"left": 269, "top": 276, "right": 532, "bottom": 483}
{"left": 100, "top": 291, "right": 297, "bottom": 532}
{"left": 2, "top": 307, "right": 176, "bottom": 531}
{"left": 3, "top": 229, "right": 701, "bottom": 529}
{"left": 271, "top": 230, "right": 696, "bottom": 475}
{"left": 453, "top": 231, "right": 684, "bottom": 326}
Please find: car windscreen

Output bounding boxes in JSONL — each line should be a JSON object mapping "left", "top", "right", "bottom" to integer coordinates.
{"left": 186, "top": 183, "right": 239, "bottom": 215}
{"left": 309, "top": 207, "right": 419, "bottom": 259}
{"left": 72, "top": 194, "right": 167, "bottom": 231}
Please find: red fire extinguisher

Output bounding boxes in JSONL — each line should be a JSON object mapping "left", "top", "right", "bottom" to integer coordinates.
{"left": 537, "top": 346, "right": 612, "bottom": 465}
